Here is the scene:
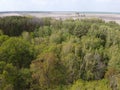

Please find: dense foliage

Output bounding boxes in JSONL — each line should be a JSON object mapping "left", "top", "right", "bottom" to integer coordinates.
{"left": 0, "top": 16, "right": 120, "bottom": 90}
{"left": 0, "top": 16, "right": 51, "bottom": 36}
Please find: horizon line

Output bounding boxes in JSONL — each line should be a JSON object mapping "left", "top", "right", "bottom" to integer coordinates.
{"left": 0, "top": 11, "right": 120, "bottom": 14}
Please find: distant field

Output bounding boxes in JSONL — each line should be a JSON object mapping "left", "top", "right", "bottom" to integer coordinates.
{"left": 1, "top": 12, "right": 120, "bottom": 23}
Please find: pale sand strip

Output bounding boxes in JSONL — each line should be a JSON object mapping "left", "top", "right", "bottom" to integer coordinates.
{"left": 0, "top": 12, "right": 120, "bottom": 24}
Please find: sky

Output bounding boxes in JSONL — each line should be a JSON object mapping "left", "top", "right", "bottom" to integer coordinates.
{"left": 0, "top": 0, "right": 120, "bottom": 12}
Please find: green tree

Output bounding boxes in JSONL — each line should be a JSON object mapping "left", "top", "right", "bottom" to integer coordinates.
{"left": 30, "top": 52, "right": 66, "bottom": 90}
{"left": 80, "top": 50, "right": 108, "bottom": 80}
{"left": 0, "top": 37, "right": 35, "bottom": 68}
{"left": 74, "top": 22, "right": 90, "bottom": 38}
{"left": 0, "top": 35, "right": 9, "bottom": 46}
{"left": 0, "top": 63, "right": 17, "bottom": 90}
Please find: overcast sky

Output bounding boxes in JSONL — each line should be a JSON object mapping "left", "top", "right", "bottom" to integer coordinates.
{"left": 0, "top": 0, "right": 120, "bottom": 12}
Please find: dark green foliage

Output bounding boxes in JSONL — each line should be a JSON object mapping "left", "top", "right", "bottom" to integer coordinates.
{"left": 0, "top": 63, "right": 17, "bottom": 90}
{"left": 0, "top": 37, "right": 35, "bottom": 68}
{"left": 73, "top": 22, "right": 90, "bottom": 38}
{"left": 0, "top": 63, "right": 32, "bottom": 90}
{"left": 14, "top": 68, "right": 32, "bottom": 90}
{"left": 0, "top": 61, "right": 6, "bottom": 74}
{"left": 0, "top": 17, "right": 120, "bottom": 90}
{"left": 0, "top": 16, "right": 43, "bottom": 36}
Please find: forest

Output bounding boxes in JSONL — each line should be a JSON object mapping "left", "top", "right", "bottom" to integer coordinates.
{"left": 0, "top": 16, "right": 120, "bottom": 90}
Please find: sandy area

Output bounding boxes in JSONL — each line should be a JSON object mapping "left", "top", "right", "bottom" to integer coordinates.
{"left": 0, "top": 13, "right": 22, "bottom": 17}
{"left": 1, "top": 12, "right": 120, "bottom": 23}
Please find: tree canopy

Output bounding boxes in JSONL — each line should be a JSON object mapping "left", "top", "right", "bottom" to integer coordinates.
{"left": 0, "top": 16, "right": 120, "bottom": 90}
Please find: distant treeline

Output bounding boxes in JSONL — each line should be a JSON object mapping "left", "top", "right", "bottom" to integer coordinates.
{"left": 0, "top": 16, "right": 51, "bottom": 36}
